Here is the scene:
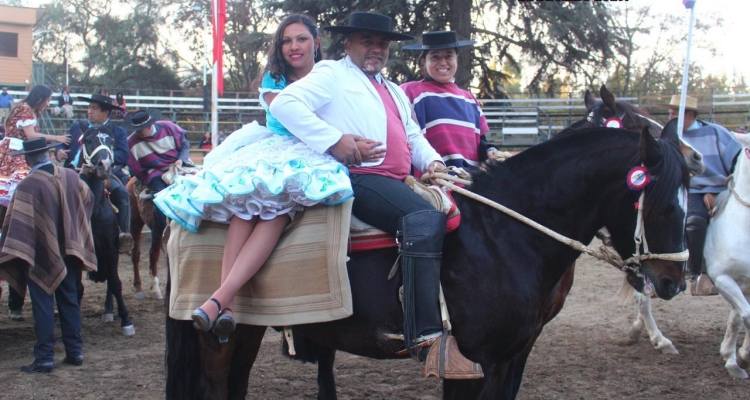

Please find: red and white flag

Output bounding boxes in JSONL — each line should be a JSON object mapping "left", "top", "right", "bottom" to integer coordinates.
{"left": 212, "top": 0, "right": 226, "bottom": 94}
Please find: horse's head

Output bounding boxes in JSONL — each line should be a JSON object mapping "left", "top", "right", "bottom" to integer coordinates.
{"left": 578, "top": 85, "right": 705, "bottom": 177}
{"left": 661, "top": 118, "right": 706, "bottom": 176}
{"left": 581, "top": 85, "right": 658, "bottom": 134}
{"left": 81, "top": 126, "right": 114, "bottom": 180}
{"left": 606, "top": 127, "right": 690, "bottom": 300}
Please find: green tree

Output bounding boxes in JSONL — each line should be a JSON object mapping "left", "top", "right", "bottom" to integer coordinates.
{"left": 32, "top": 0, "right": 182, "bottom": 91}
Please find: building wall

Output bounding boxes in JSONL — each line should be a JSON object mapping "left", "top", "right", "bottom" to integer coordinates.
{"left": 0, "top": 6, "right": 43, "bottom": 86}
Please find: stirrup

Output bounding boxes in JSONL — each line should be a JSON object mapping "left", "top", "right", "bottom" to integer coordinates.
{"left": 118, "top": 233, "right": 134, "bottom": 254}
{"left": 422, "top": 334, "right": 484, "bottom": 380}
{"left": 139, "top": 189, "right": 153, "bottom": 200}
{"left": 690, "top": 274, "right": 719, "bottom": 296}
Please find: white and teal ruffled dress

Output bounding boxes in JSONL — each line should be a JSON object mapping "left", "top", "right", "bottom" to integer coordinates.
{"left": 153, "top": 72, "right": 353, "bottom": 232}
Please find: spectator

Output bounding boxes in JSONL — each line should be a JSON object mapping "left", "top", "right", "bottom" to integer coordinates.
{"left": 198, "top": 131, "right": 213, "bottom": 150}
{"left": 737, "top": 125, "right": 747, "bottom": 134}
{"left": 217, "top": 130, "right": 227, "bottom": 145}
{"left": 0, "top": 85, "right": 71, "bottom": 208}
{"left": 0, "top": 137, "right": 97, "bottom": 373}
{"left": 57, "top": 87, "right": 75, "bottom": 119}
{"left": 114, "top": 92, "right": 127, "bottom": 119}
{"left": 0, "top": 87, "right": 13, "bottom": 124}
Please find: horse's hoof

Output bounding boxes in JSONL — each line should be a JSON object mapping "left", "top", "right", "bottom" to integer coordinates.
{"left": 121, "top": 325, "right": 136, "bottom": 336}
{"left": 657, "top": 343, "right": 679, "bottom": 355}
{"left": 102, "top": 313, "right": 115, "bottom": 323}
{"left": 737, "top": 350, "right": 750, "bottom": 369}
{"left": 134, "top": 292, "right": 145, "bottom": 300}
{"left": 151, "top": 290, "right": 164, "bottom": 300}
{"left": 726, "top": 364, "right": 749, "bottom": 379}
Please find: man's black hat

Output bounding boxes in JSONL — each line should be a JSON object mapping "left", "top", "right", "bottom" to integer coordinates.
{"left": 77, "top": 93, "right": 124, "bottom": 111}
{"left": 323, "top": 12, "right": 414, "bottom": 41}
{"left": 120, "top": 109, "right": 162, "bottom": 132}
{"left": 11, "top": 137, "right": 57, "bottom": 156}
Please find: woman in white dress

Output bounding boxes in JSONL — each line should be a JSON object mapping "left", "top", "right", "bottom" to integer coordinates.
{"left": 154, "top": 14, "right": 357, "bottom": 340}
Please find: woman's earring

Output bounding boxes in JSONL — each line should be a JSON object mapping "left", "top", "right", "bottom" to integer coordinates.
{"left": 314, "top": 48, "right": 318, "bottom": 58}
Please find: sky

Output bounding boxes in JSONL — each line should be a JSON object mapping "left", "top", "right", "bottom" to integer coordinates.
{"left": 631, "top": 0, "right": 749, "bottom": 79}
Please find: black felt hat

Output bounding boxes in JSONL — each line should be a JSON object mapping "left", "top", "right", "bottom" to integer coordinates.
{"left": 120, "top": 109, "right": 162, "bottom": 132}
{"left": 323, "top": 12, "right": 414, "bottom": 41}
{"left": 77, "top": 93, "right": 124, "bottom": 111}
{"left": 10, "top": 137, "right": 57, "bottom": 156}
{"left": 402, "top": 31, "right": 476, "bottom": 51}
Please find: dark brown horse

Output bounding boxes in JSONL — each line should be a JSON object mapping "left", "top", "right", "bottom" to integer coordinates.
{"left": 126, "top": 178, "right": 164, "bottom": 300}
{"left": 165, "top": 126, "right": 690, "bottom": 399}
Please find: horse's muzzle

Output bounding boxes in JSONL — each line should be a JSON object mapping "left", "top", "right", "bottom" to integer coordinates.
{"left": 640, "top": 260, "right": 686, "bottom": 300}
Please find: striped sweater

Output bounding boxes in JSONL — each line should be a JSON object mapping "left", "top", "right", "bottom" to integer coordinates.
{"left": 400, "top": 79, "right": 491, "bottom": 171}
{"left": 128, "top": 121, "right": 188, "bottom": 184}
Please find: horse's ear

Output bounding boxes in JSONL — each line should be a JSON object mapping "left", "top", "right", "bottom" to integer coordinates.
{"left": 658, "top": 118, "right": 680, "bottom": 147}
{"left": 600, "top": 85, "right": 616, "bottom": 115}
{"left": 640, "top": 125, "right": 662, "bottom": 167}
{"left": 584, "top": 90, "right": 596, "bottom": 109}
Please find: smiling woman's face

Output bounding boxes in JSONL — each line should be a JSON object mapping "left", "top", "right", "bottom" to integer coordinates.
{"left": 281, "top": 22, "right": 316, "bottom": 74}
{"left": 422, "top": 49, "right": 458, "bottom": 83}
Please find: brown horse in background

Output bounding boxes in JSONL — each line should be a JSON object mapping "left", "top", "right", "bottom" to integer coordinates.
{"left": 126, "top": 178, "right": 164, "bottom": 300}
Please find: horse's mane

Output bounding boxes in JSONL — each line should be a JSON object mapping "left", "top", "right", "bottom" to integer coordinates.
{"left": 469, "top": 128, "right": 688, "bottom": 217}
{"left": 559, "top": 98, "right": 660, "bottom": 137}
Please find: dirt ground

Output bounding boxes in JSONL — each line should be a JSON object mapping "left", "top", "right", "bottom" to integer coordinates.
{"left": 1, "top": 235, "right": 748, "bottom": 399}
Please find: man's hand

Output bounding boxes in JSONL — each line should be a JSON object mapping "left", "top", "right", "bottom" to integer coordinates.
{"left": 355, "top": 137, "right": 385, "bottom": 163}
{"left": 329, "top": 134, "right": 363, "bottom": 166}
{"left": 56, "top": 149, "right": 69, "bottom": 162}
{"left": 427, "top": 160, "right": 446, "bottom": 184}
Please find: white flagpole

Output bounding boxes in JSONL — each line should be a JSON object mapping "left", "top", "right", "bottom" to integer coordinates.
{"left": 677, "top": 0, "right": 697, "bottom": 137}
{"left": 211, "top": 0, "right": 219, "bottom": 149}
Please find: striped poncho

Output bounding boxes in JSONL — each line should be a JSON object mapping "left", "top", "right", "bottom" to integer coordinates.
{"left": 0, "top": 166, "right": 96, "bottom": 294}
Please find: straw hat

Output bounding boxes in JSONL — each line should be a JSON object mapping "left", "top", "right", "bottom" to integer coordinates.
{"left": 658, "top": 94, "right": 704, "bottom": 112}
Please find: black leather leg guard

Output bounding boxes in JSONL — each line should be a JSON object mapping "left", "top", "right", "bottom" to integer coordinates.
{"left": 686, "top": 215, "right": 707, "bottom": 277}
{"left": 399, "top": 210, "right": 446, "bottom": 360}
{"left": 110, "top": 185, "right": 131, "bottom": 234}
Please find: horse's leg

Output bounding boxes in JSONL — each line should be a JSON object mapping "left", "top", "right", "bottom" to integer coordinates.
{"left": 147, "top": 221, "right": 164, "bottom": 300}
{"left": 102, "top": 286, "right": 114, "bottom": 322}
{"left": 443, "top": 377, "right": 485, "bottom": 400}
{"left": 226, "top": 325, "right": 267, "bottom": 400}
{"left": 720, "top": 307, "right": 746, "bottom": 378}
{"left": 106, "top": 250, "right": 135, "bottom": 336}
{"left": 130, "top": 199, "right": 145, "bottom": 300}
{"left": 713, "top": 274, "right": 750, "bottom": 378}
{"left": 737, "top": 327, "right": 750, "bottom": 370}
{"left": 314, "top": 346, "right": 337, "bottom": 400}
{"left": 634, "top": 292, "right": 678, "bottom": 354}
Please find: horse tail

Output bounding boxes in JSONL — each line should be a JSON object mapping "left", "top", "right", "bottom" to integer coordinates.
{"left": 165, "top": 266, "right": 202, "bottom": 399}
{"left": 617, "top": 276, "right": 636, "bottom": 305}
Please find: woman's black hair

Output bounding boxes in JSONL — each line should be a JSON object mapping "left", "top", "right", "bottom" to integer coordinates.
{"left": 22, "top": 85, "right": 52, "bottom": 114}
{"left": 265, "top": 14, "right": 320, "bottom": 84}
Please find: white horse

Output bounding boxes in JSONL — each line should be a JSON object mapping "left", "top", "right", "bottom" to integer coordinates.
{"left": 704, "top": 132, "right": 750, "bottom": 378}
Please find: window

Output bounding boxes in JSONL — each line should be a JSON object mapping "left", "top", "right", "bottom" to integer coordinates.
{"left": 0, "top": 32, "right": 18, "bottom": 58}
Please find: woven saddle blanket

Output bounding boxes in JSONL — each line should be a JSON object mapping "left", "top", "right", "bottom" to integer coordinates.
{"left": 168, "top": 199, "right": 353, "bottom": 326}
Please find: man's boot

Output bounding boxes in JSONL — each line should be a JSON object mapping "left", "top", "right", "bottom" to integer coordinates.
{"left": 399, "top": 210, "right": 483, "bottom": 379}
{"left": 686, "top": 216, "right": 717, "bottom": 296}
{"left": 115, "top": 195, "right": 134, "bottom": 254}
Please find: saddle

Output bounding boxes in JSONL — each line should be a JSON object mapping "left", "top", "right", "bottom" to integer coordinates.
{"left": 349, "top": 176, "right": 461, "bottom": 253}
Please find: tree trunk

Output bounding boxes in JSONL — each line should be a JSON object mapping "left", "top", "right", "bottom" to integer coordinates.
{"left": 448, "top": 0, "right": 473, "bottom": 89}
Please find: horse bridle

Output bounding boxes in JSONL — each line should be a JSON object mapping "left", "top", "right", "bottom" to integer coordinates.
{"left": 429, "top": 169, "right": 688, "bottom": 275}
{"left": 81, "top": 132, "right": 114, "bottom": 168}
